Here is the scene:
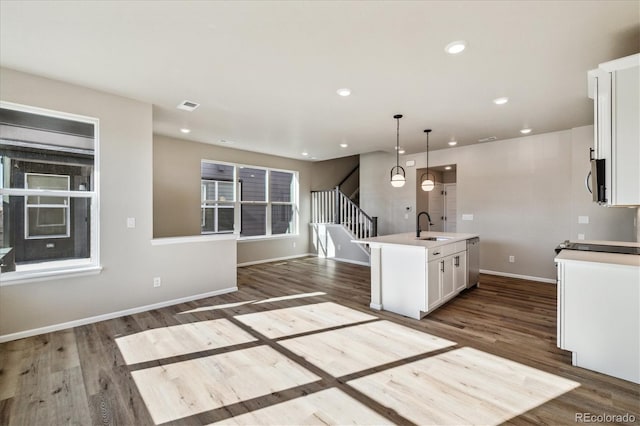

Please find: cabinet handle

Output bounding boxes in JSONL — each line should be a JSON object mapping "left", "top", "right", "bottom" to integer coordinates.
{"left": 594, "top": 76, "right": 599, "bottom": 153}
{"left": 433, "top": 251, "right": 440, "bottom": 256}
{"left": 455, "top": 255, "right": 460, "bottom": 266}
{"left": 589, "top": 147, "right": 595, "bottom": 161}
{"left": 440, "top": 260, "right": 445, "bottom": 272}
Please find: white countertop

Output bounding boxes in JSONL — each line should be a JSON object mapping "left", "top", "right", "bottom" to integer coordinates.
{"left": 353, "top": 231, "right": 479, "bottom": 249}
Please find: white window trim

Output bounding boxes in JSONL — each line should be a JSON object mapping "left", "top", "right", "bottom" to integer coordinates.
{"left": 0, "top": 101, "right": 100, "bottom": 284}
{"left": 201, "top": 179, "right": 235, "bottom": 234}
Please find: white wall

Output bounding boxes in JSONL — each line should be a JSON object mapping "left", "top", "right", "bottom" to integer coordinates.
{"left": 360, "top": 127, "right": 636, "bottom": 281}
{"left": 0, "top": 68, "right": 237, "bottom": 339}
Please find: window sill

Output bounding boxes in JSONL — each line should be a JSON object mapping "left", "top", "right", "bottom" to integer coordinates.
{"left": 151, "top": 234, "right": 238, "bottom": 246}
{"left": 0, "top": 262, "right": 102, "bottom": 286}
{"left": 238, "top": 234, "right": 299, "bottom": 242}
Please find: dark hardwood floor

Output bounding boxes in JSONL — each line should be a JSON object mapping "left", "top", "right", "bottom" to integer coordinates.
{"left": 0, "top": 257, "right": 638, "bottom": 425}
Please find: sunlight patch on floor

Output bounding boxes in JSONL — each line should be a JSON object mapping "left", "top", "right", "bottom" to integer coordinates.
{"left": 207, "top": 388, "right": 392, "bottom": 425}
{"left": 348, "top": 347, "right": 580, "bottom": 425}
{"left": 234, "top": 302, "right": 377, "bottom": 338}
{"left": 131, "top": 345, "right": 320, "bottom": 424}
{"left": 115, "top": 319, "right": 257, "bottom": 365}
{"left": 253, "top": 291, "right": 327, "bottom": 304}
{"left": 279, "top": 320, "right": 456, "bottom": 376}
{"left": 178, "top": 300, "right": 257, "bottom": 314}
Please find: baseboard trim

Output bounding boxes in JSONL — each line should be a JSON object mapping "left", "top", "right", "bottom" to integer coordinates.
{"left": 237, "top": 253, "right": 314, "bottom": 267}
{"left": 370, "top": 302, "right": 382, "bottom": 310}
{"left": 0, "top": 286, "right": 238, "bottom": 343}
{"left": 480, "top": 269, "right": 556, "bottom": 284}
{"left": 330, "top": 257, "right": 370, "bottom": 267}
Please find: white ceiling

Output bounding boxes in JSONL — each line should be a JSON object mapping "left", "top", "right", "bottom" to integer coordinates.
{"left": 1, "top": 1, "right": 638, "bottom": 161}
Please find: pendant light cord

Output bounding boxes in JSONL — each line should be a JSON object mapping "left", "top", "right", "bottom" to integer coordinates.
{"left": 396, "top": 117, "right": 400, "bottom": 168}
{"left": 426, "top": 131, "right": 429, "bottom": 175}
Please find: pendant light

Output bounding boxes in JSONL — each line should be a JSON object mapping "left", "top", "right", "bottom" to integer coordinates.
{"left": 390, "top": 114, "right": 406, "bottom": 188}
{"left": 420, "top": 129, "right": 435, "bottom": 191}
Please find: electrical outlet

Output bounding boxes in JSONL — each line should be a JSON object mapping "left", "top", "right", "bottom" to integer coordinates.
{"left": 337, "top": 244, "right": 341, "bottom": 251}
{"left": 509, "top": 256, "right": 515, "bottom": 263}
{"left": 292, "top": 241, "right": 296, "bottom": 248}
{"left": 578, "top": 233, "right": 585, "bottom": 240}
{"left": 153, "top": 277, "right": 161, "bottom": 287}
{"left": 127, "top": 217, "right": 136, "bottom": 228}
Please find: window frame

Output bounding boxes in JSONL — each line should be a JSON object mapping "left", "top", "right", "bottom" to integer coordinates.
{"left": 24, "top": 173, "right": 71, "bottom": 240}
{"left": 201, "top": 179, "right": 234, "bottom": 234}
{"left": 200, "top": 160, "right": 298, "bottom": 240}
{"left": 0, "top": 101, "right": 100, "bottom": 283}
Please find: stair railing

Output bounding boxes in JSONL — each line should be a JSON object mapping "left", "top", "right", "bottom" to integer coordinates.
{"left": 311, "top": 186, "right": 377, "bottom": 239}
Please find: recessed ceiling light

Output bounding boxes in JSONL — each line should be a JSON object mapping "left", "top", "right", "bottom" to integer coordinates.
{"left": 302, "top": 152, "right": 309, "bottom": 156}
{"left": 340, "top": 143, "right": 348, "bottom": 148}
{"left": 398, "top": 149, "right": 406, "bottom": 154}
{"left": 448, "top": 141, "right": 458, "bottom": 146}
{"left": 493, "top": 97, "right": 509, "bottom": 105}
{"left": 445, "top": 166, "right": 452, "bottom": 170}
{"left": 445, "top": 40, "right": 466, "bottom": 55}
{"left": 520, "top": 128, "right": 532, "bottom": 134}
{"left": 180, "top": 128, "right": 191, "bottom": 134}
{"left": 311, "top": 156, "right": 317, "bottom": 159}
{"left": 336, "top": 88, "right": 351, "bottom": 97}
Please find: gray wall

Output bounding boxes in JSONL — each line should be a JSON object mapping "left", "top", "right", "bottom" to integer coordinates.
{"left": 310, "top": 155, "right": 359, "bottom": 191}
{"left": 153, "top": 134, "right": 313, "bottom": 265}
{"left": 0, "top": 68, "right": 237, "bottom": 338}
{"left": 360, "top": 126, "right": 636, "bottom": 281}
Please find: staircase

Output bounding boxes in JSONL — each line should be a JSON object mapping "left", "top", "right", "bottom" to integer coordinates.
{"left": 311, "top": 186, "right": 378, "bottom": 240}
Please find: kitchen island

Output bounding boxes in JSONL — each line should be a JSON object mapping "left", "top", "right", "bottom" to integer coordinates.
{"left": 353, "top": 232, "right": 479, "bottom": 319}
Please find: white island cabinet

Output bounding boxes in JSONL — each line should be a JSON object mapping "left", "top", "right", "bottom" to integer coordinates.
{"left": 353, "top": 232, "right": 478, "bottom": 320}
{"left": 555, "top": 244, "right": 640, "bottom": 384}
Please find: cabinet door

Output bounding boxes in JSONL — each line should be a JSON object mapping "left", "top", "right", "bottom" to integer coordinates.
{"left": 612, "top": 65, "right": 640, "bottom": 205}
{"left": 453, "top": 251, "right": 467, "bottom": 292}
{"left": 441, "top": 255, "right": 455, "bottom": 300}
{"left": 427, "top": 259, "right": 442, "bottom": 310}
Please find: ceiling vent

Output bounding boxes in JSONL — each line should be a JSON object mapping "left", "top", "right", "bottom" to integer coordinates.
{"left": 478, "top": 136, "right": 497, "bottom": 143}
{"left": 177, "top": 100, "right": 200, "bottom": 112}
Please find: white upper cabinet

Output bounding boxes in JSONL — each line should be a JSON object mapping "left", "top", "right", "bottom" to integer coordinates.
{"left": 588, "top": 54, "right": 640, "bottom": 206}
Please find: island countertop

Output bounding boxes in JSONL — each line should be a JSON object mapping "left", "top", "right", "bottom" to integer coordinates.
{"left": 353, "top": 231, "right": 479, "bottom": 249}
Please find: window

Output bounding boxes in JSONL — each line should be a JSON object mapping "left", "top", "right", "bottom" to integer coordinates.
{"left": 270, "top": 170, "right": 296, "bottom": 235}
{"left": 25, "top": 173, "right": 70, "bottom": 239}
{"left": 201, "top": 180, "right": 234, "bottom": 233}
{"left": 0, "top": 102, "right": 98, "bottom": 280}
{"left": 200, "top": 161, "right": 298, "bottom": 239}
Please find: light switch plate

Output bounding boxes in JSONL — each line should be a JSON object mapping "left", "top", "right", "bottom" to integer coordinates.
{"left": 127, "top": 217, "right": 136, "bottom": 228}
{"left": 462, "top": 214, "right": 474, "bottom": 221}
{"left": 578, "top": 216, "right": 589, "bottom": 224}
{"left": 578, "top": 233, "right": 585, "bottom": 240}
{"left": 406, "top": 160, "right": 416, "bottom": 167}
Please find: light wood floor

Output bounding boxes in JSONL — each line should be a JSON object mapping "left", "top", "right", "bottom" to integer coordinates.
{"left": 1, "top": 257, "right": 638, "bottom": 425}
